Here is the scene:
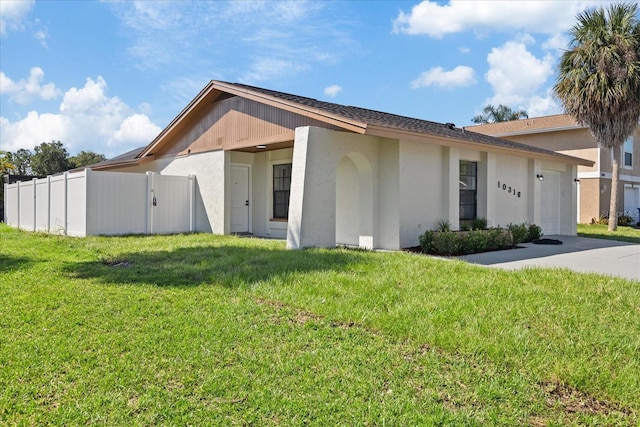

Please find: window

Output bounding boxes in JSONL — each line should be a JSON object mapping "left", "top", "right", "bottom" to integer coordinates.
{"left": 459, "top": 161, "right": 477, "bottom": 221}
{"left": 273, "top": 163, "right": 292, "bottom": 219}
{"left": 623, "top": 137, "right": 633, "bottom": 168}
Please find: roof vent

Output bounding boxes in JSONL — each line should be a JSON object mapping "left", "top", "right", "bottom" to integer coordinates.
{"left": 445, "top": 122, "right": 456, "bottom": 130}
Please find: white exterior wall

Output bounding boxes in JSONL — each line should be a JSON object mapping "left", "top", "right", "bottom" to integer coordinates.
{"left": 493, "top": 155, "right": 530, "bottom": 228}
{"left": 158, "top": 150, "right": 226, "bottom": 234}
{"left": 398, "top": 140, "right": 446, "bottom": 248}
{"left": 376, "top": 139, "right": 400, "bottom": 249}
{"left": 287, "top": 127, "right": 381, "bottom": 249}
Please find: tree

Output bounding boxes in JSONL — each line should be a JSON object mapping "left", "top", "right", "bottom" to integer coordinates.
{"left": 69, "top": 151, "right": 107, "bottom": 169}
{"left": 554, "top": 2, "right": 640, "bottom": 231}
{"left": 0, "top": 151, "right": 15, "bottom": 174}
{"left": 471, "top": 104, "right": 529, "bottom": 124}
{"left": 6, "top": 148, "right": 33, "bottom": 175}
{"left": 31, "top": 141, "right": 71, "bottom": 176}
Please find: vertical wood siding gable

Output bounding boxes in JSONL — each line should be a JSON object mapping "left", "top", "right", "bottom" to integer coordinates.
{"left": 161, "top": 96, "right": 342, "bottom": 156}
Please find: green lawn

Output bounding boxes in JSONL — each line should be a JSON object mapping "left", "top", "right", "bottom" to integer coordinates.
{"left": 577, "top": 223, "right": 640, "bottom": 244}
{"left": 1, "top": 224, "right": 638, "bottom": 426}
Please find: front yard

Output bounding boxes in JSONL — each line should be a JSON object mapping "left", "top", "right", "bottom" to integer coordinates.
{"left": 1, "top": 224, "right": 638, "bottom": 425}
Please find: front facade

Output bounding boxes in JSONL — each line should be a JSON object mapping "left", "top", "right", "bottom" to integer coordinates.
{"left": 469, "top": 115, "right": 640, "bottom": 224}
{"left": 86, "top": 82, "right": 591, "bottom": 249}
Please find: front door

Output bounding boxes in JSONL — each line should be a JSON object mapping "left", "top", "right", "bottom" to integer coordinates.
{"left": 541, "top": 171, "right": 560, "bottom": 235}
{"left": 230, "top": 165, "right": 250, "bottom": 233}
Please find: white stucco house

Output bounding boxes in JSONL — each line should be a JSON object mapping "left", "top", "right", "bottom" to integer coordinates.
{"left": 42, "top": 81, "right": 593, "bottom": 249}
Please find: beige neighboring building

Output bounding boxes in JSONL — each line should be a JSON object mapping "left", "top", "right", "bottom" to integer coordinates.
{"left": 469, "top": 115, "right": 640, "bottom": 225}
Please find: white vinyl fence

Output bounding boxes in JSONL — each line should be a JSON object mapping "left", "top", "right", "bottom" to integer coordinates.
{"left": 4, "top": 169, "right": 196, "bottom": 236}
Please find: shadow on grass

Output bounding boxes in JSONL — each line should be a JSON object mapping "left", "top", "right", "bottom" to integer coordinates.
{"left": 0, "top": 254, "right": 34, "bottom": 273}
{"left": 65, "top": 245, "right": 366, "bottom": 288}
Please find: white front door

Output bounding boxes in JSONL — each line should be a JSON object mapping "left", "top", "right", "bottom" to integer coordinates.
{"left": 230, "top": 165, "right": 250, "bottom": 233}
{"left": 541, "top": 171, "right": 560, "bottom": 235}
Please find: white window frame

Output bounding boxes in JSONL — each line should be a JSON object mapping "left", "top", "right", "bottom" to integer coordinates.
{"left": 622, "top": 137, "right": 633, "bottom": 169}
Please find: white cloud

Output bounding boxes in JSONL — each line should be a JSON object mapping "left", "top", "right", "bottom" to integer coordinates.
{"left": 107, "top": 1, "right": 353, "bottom": 84}
{"left": 0, "top": 67, "right": 61, "bottom": 105}
{"left": 33, "top": 28, "right": 48, "bottom": 48}
{"left": 241, "top": 57, "right": 307, "bottom": 83}
{"left": 324, "top": 84, "right": 342, "bottom": 97}
{"left": 1, "top": 74, "right": 161, "bottom": 157}
{"left": 393, "top": 1, "right": 610, "bottom": 38}
{"left": 0, "top": 0, "right": 34, "bottom": 35}
{"left": 484, "top": 41, "right": 554, "bottom": 106}
{"left": 411, "top": 66, "right": 476, "bottom": 89}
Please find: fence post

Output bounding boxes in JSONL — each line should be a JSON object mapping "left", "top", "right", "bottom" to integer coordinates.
{"left": 31, "top": 178, "right": 36, "bottom": 231}
{"left": 188, "top": 175, "right": 195, "bottom": 232}
{"left": 16, "top": 181, "right": 21, "bottom": 229}
{"left": 46, "top": 176, "right": 51, "bottom": 233}
{"left": 146, "top": 171, "right": 154, "bottom": 234}
{"left": 63, "top": 172, "right": 68, "bottom": 235}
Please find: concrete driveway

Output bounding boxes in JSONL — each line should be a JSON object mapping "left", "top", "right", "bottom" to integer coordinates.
{"left": 458, "top": 235, "right": 640, "bottom": 282}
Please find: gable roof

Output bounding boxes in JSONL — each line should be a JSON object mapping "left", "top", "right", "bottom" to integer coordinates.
{"left": 95, "top": 81, "right": 593, "bottom": 170}
{"left": 466, "top": 114, "right": 586, "bottom": 137}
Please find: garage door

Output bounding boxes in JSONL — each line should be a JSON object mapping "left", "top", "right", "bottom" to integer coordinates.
{"left": 541, "top": 171, "right": 560, "bottom": 235}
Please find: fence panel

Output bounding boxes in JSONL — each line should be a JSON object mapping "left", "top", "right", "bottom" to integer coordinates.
{"left": 4, "top": 170, "right": 194, "bottom": 237}
{"left": 86, "top": 171, "right": 148, "bottom": 235}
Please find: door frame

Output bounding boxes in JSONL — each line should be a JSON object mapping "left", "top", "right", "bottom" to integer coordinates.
{"left": 230, "top": 163, "right": 252, "bottom": 233}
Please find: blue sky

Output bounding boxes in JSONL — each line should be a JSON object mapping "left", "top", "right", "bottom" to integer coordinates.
{"left": 0, "top": 0, "right": 618, "bottom": 158}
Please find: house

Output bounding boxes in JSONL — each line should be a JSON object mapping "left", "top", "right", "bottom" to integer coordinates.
{"left": 468, "top": 115, "right": 640, "bottom": 225}
{"left": 10, "top": 81, "right": 593, "bottom": 248}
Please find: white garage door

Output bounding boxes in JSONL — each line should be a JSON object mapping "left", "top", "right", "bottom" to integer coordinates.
{"left": 624, "top": 186, "right": 640, "bottom": 223}
{"left": 541, "top": 171, "right": 560, "bottom": 235}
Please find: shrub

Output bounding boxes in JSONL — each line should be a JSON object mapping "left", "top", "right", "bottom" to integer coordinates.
{"left": 460, "top": 223, "right": 471, "bottom": 231}
{"left": 595, "top": 212, "right": 634, "bottom": 226}
{"left": 526, "top": 224, "right": 543, "bottom": 242}
{"left": 471, "top": 217, "right": 488, "bottom": 230}
{"left": 419, "top": 230, "right": 434, "bottom": 253}
{"left": 618, "top": 214, "right": 634, "bottom": 226}
{"left": 463, "top": 229, "right": 489, "bottom": 254}
{"left": 437, "top": 219, "right": 451, "bottom": 232}
{"left": 508, "top": 223, "right": 528, "bottom": 246}
{"left": 487, "top": 228, "right": 512, "bottom": 250}
{"left": 432, "top": 230, "right": 460, "bottom": 256}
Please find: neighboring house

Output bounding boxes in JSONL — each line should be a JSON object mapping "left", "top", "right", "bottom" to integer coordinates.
{"left": 468, "top": 115, "right": 640, "bottom": 225}
{"left": 28, "top": 81, "right": 593, "bottom": 249}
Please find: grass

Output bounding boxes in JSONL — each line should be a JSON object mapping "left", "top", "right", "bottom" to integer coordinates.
{"left": 577, "top": 223, "right": 640, "bottom": 244}
{"left": 1, "top": 224, "right": 639, "bottom": 426}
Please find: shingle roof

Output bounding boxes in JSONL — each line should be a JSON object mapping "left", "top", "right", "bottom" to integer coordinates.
{"left": 221, "top": 82, "right": 590, "bottom": 163}
{"left": 74, "top": 145, "right": 146, "bottom": 171}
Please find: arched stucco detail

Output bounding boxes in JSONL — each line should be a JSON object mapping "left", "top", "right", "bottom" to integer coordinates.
{"left": 336, "top": 152, "right": 374, "bottom": 249}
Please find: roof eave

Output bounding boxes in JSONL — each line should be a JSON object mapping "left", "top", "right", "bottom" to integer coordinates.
{"left": 365, "top": 125, "right": 594, "bottom": 167}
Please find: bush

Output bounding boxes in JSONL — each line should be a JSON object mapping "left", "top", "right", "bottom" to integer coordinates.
{"left": 487, "top": 228, "right": 512, "bottom": 250}
{"left": 437, "top": 219, "right": 451, "bottom": 232}
{"left": 419, "top": 230, "right": 434, "bottom": 253}
{"left": 471, "top": 217, "right": 488, "bottom": 230}
{"left": 618, "top": 214, "right": 634, "bottom": 226}
{"left": 431, "top": 230, "right": 459, "bottom": 256}
{"left": 594, "top": 212, "right": 635, "bottom": 226}
{"left": 461, "top": 229, "right": 489, "bottom": 254}
{"left": 526, "top": 224, "right": 543, "bottom": 242}
{"left": 508, "top": 223, "right": 528, "bottom": 246}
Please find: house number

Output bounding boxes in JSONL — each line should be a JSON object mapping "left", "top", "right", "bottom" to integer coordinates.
{"left": 497, "top": 181, "right": 521, "bottom": 198}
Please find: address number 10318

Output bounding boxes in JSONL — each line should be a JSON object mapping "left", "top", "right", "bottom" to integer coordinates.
{"left": 497, "top": 181, "right": 521, "bottom": 198}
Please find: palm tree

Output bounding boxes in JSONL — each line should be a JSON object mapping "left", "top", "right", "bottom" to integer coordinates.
{"left": 554, "top": 2, "right": 640, "bottom": 231}
{"left": 471, "top": 104, "right": 528, "bottom": 124}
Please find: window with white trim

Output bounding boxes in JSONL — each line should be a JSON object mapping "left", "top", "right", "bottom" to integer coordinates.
{"left": 623, "top": 137, "right": 633, "bottom": 168}
{"left": 273, "top": 163, "right": 292, "bottom": 219}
